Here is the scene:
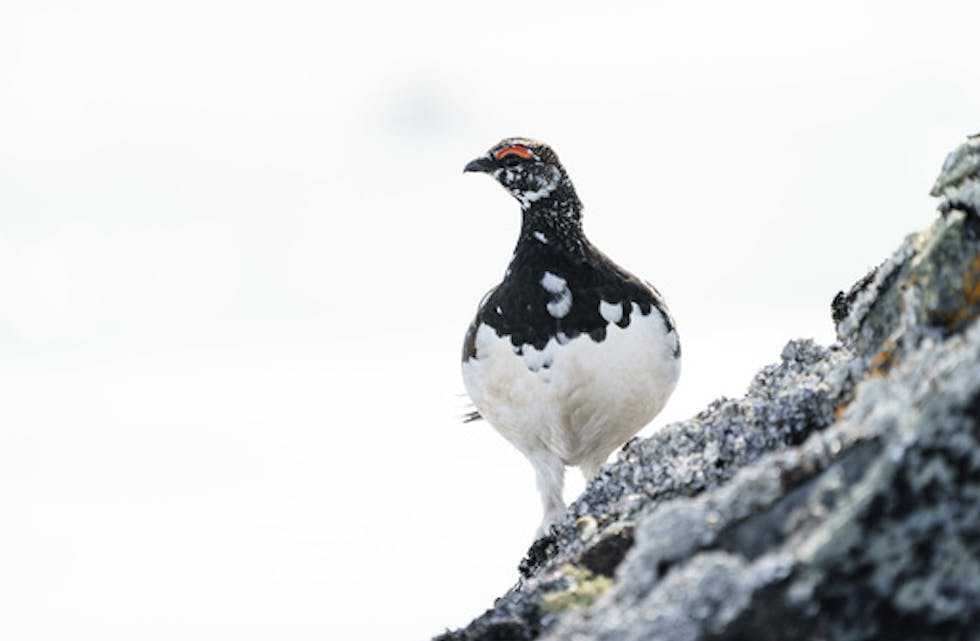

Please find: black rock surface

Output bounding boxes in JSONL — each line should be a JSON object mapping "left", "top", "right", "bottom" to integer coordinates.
{"left": 434, "top": 134, "right": 980, "bottom": 641}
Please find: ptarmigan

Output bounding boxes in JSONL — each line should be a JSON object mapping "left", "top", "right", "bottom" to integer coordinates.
{"left": 461, "top": 137, "right": 681, "bottom": 536}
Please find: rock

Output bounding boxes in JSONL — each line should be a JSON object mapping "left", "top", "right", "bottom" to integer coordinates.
{"left": 434, "top": 134, "right": 980, "bottom": 641}
{"left": 932, "top": 132, "right": 980, "bottom": 220}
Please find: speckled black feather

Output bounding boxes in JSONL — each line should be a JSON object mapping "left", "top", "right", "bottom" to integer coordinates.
{"left": 462, "top": 142, "right": 677, "bottom": 362}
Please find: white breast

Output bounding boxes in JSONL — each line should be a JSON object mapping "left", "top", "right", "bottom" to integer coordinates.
{"left": 461, "top": 303, "right": 680, "bottom": 472}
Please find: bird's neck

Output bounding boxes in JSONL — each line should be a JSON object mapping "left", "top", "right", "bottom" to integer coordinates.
{"left": 516, "top": 189, "right": 588, "bottom": 259}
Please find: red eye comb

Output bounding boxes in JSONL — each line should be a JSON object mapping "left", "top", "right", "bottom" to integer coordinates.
{"left": 494, "top": 145, "right": 534, "bottom": 161}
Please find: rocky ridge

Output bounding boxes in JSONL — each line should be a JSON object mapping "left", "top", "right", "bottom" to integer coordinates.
{"left": 435, "top": 134, "right": 980, "bottom": 641}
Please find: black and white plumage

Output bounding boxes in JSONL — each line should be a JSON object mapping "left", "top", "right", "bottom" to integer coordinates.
{"left": 461, "top": 138, "right": 681, "bottom": 535}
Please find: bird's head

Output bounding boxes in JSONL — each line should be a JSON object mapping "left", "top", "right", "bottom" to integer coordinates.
{"left": 464, "top": 138, "right": 579, "bottom": 211}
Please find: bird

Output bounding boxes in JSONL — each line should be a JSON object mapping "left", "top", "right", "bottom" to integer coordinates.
{"left": 461, "top": 137, "right": 681, "bottom": 537}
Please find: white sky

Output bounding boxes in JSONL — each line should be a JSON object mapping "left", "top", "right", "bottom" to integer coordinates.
{"left": 1, "top": 1, "right": 979, "bottom": 639}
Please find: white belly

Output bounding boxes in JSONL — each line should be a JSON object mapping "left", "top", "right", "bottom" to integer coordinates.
{"left": 461, "top": 304, "right": 680, "bottom": 470}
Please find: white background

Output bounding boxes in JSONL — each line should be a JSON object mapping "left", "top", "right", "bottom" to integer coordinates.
{"left": 1, "top": 1, "right": 978, "bottom": 639}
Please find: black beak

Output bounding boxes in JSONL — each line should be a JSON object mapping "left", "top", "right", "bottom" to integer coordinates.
{"left": 464, "top": 155, "right": 496, "bottom": 173}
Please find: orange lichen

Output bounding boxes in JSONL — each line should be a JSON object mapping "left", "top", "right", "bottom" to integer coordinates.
{"left": 868, "top": 336, "right": 897, "bottom": 378}
{"left": 947, "top": 252, "right": 980, "bottom": 331}
{"left": 964, "top": 253, "right": 980, "bottom": 306}
{"left": 869, "top": 350, "right": 893, "bottom": 376}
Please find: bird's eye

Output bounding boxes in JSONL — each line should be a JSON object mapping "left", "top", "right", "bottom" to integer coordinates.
{"left": 501, "top": 154, "right": 523, "bottom": 167}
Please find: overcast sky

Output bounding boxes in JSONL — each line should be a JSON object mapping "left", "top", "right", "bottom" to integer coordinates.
{"left": 2, "top": 2, "right": 979, "bottom": 640}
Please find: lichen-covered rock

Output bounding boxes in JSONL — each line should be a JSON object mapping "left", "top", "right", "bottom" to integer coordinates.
{"left": 546, "top": 317, "right": 980, "bottom": 641}
{"left": 434, "top": 134, "right": 980, "bottom": 641}
{"left": 932, "top": 132, "right": 980, "bottom": 218}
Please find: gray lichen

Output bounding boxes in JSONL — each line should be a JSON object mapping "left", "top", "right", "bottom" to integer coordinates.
{"left": 931, "top": 132, "right": 980, "bottom": 199}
